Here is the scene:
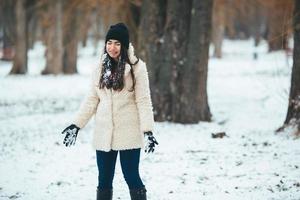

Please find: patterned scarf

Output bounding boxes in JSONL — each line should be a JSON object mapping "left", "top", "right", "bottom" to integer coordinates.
{"left": 100, "top": 53, "right": 126, "bottom": 90}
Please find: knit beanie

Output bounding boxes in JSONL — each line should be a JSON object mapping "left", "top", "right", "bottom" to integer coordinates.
{"left": 105, "top": 23, "right": 129, "bottom": 49}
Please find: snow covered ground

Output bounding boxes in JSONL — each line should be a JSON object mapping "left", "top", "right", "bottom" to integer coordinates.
{"left": 0, "top": 39, "right": 300, "bottom": 200}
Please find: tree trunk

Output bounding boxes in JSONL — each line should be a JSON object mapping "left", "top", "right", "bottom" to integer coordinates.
{"left": 212, "top": 0, "right": 225, "bottom": 58}
{"left": 42, "top": 0, "right": 63, "bottom": 75}
{"left": 252, "top": 2, "right": 266, "bottom": 47}
{"left": 26, "top": 0, "right": 38, "bottom": 50}
{"left": 92, "top": 5, "right": 103, "bottom": 56}
{"left": 10, "top": 0, "right": 27, "bottom": 74}
{"left": 1, "top": 0, "right": 16, "bottom": 61}
{"left": 2, "top": 28, "right": 15, "bottom": 61}
{"left": 127, "top": 2, "right": 141, "bottom": 47}
{"left": 283, "top": 0, "right": 300, "bottom": 135}
{"left": 178, "top": 0, "right": 212, "bottom": 123}
{"left": 267, "top": 0, "right": 293, "bottom": 52}
{"left": 138, "top": 0, "right": 212, "bottom": 123}
{"left": 138, "top": 0, "right": 168, "bottom": 121}
{"left": 63, "top": 6, "right": 79, "bottom": 74}
{"left": 212, "top": 23, "right": 224, "bottom": 58}
{"left": 163, "top": 0, "right": 192, "bottom": 122}
{"left": 78, "top": 8, "right": 90, "bottom": 48}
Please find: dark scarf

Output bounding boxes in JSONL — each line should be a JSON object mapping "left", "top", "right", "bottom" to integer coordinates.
{"left": 100, "top": 53, "right": 126, "bottom": 90}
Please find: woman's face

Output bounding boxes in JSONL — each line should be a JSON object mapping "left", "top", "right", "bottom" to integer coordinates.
{"left": 106, "top": 39, "right": 121, "bottom": 60}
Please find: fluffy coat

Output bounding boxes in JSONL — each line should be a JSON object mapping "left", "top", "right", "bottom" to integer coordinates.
{"left": 72, "top": 43, "right": 154, "bottom": 152}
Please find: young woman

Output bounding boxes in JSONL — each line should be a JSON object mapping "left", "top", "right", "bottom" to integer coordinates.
{"left": 61, "top": 23, "right": 158, "bottom": 200}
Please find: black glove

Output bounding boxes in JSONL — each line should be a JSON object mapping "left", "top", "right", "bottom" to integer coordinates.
{"left": 61, "top": 124, "right": 80, "bottom": 147}
{"left": 144, "top": 131, "right": 158, "bottom": 153}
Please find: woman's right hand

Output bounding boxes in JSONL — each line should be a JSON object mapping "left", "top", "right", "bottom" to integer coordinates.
{"left": 61, "top": 124, "right": 80, "bottom": 147}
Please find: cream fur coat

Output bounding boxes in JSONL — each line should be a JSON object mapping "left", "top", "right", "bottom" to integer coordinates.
{"left": 72, "top": 43, "right": 154, "bottom": 152}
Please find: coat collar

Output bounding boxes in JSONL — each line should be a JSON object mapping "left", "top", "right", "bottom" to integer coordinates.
{"left": 125, "top": 43, "right": 139, "bottom": 75}
{"left": 127, "top": 43, "right": 138, "bottom": 64}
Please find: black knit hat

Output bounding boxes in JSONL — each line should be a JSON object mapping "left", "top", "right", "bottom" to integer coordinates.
{"left": 105, "top": 23, "right": 129, "bottom": 49}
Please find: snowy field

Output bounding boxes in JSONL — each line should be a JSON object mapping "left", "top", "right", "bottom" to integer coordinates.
{"left": 0, "top": 39, "right": 300, "bottom": 200}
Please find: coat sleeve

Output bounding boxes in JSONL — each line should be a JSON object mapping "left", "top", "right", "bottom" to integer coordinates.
{"left": 72, "top": 66, "right": 100, "bottom": 129}
{"left": 134, "top": 61, "right": 155, "bottom": 132}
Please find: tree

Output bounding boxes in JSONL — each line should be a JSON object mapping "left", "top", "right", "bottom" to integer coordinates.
{"left": 138, "top": 0, "right": 212, "bottom": 123}
{"left": 62, "top": 1, "right": 81, "bottom": 74}
{"left": 10, "top": 0, "right": 27, "bottom": 74}
{"left": 264, "top": 0, "right": 293, "bottom": 51}
{"left": 179, "top": 0, "right": 212, "bottom": 122}
{"left": 0, "top": 0, "right": 16, "bottom": 61}
{"left": 138, "top": 0, "right": 181, "bottom": 122}
{"left": 42, "top": 0, "right": 63, "bottom": 75}
{"left": 281, "top": 0, "right": 300, "bottom": 135}
{"left": 27, "top": 0, "right": 38, "bottom": 49}
{"left": 212, "top": 0, "right": 226, "bottom": 58}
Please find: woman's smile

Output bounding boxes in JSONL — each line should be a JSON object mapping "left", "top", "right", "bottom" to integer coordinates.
{"left": 106, "top": 39, "right": 121, "bottom": 59}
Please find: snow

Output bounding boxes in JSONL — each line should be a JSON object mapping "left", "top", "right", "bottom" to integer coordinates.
{"left": 0, "top": 39, "right": 300, "bottom": 200}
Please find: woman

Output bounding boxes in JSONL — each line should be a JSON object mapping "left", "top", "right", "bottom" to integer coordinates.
{"left": 61, "top": 23, "right": 158, "bottom": 200}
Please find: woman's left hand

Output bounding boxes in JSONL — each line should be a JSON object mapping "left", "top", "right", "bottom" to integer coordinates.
{"left": 144, "top": 131, "right": 158, "bottom": 153}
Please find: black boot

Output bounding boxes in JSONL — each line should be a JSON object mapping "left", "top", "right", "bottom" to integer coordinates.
{"left": 96, "top": 188, "right": 112, "bottom": 200}
{"left": 129, "top": 187, "right": 147, "bottom": 200}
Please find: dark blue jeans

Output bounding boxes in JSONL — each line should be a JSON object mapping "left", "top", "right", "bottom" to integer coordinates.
{"left": 96, "top": 148, "right": 145, "bottom": 190}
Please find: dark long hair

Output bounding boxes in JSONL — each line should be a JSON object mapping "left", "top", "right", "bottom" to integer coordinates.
{"left": 99, "top": 44, "right": 139, "bottom": 92}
